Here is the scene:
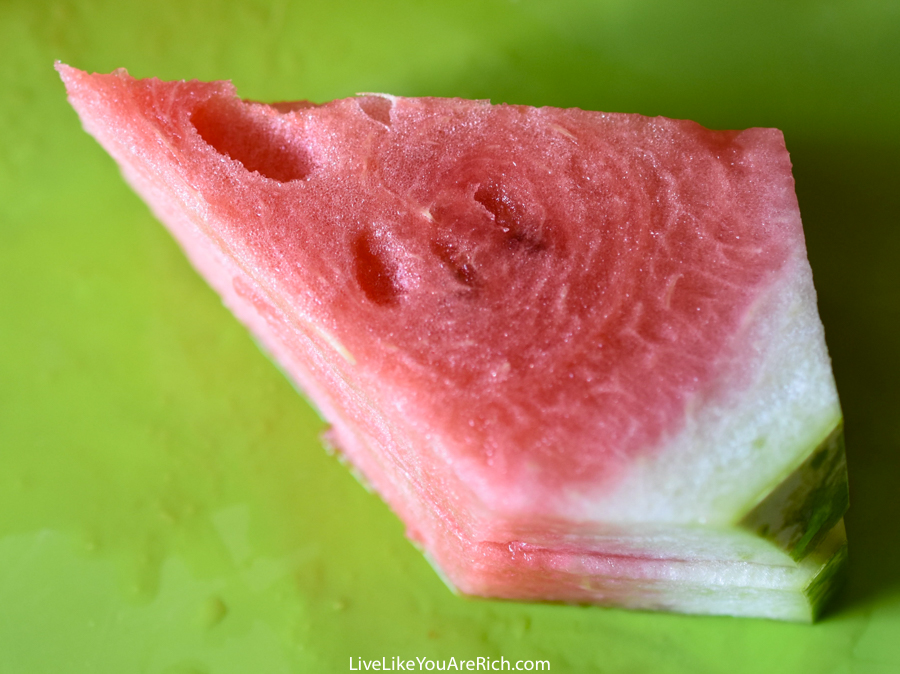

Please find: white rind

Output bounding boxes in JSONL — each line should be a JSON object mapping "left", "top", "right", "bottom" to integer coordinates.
{"left": 568, "top": 241, "right": 841, "bottom": 525}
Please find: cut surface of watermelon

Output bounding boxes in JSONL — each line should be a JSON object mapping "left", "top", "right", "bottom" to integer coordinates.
{"left": 58, "top": 63, "right": 847, "bottom": 621}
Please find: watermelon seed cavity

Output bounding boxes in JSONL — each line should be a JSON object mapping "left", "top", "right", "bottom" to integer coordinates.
{"left": 474, "top": 182, "right": 546, "bottom": 253}
{"left": 353, "top": 230, "right": 402, "bottom": 306}
{"left": 356, "top": 95, "right": 393, "bottom": 126}
{"left": 431, "top": 239, "right": 478, "bottom": 288}
{"left": 190, "top": 97, "right": 312, "bottom": 183}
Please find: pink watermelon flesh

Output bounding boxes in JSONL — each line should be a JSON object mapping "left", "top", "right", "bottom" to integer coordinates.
{"left": 59, "top": 64, "right": 847, "bottom": 621}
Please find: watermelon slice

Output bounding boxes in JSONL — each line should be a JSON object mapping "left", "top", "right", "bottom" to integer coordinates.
{"left": 58, "top": 63, "right": 848, "bottom": 622}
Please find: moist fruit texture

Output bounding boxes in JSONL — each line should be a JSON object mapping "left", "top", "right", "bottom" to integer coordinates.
{"left": 58, "top": 63, "right": 848, "bottom": 621}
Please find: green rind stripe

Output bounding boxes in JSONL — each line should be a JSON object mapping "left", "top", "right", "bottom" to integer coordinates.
{"left": 739, "top": 421, "right": 848, "bottom": 562}
{"left": 806, "top": 530, "right": 850, "bottom": 621}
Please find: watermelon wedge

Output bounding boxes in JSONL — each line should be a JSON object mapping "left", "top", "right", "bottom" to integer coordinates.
{"left": 58, "top": 63, "right": 848, "bottom": 622}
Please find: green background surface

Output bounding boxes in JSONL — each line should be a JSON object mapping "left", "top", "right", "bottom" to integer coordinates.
{"left": 1, "top": 0, "right": 899, "bottom": 672}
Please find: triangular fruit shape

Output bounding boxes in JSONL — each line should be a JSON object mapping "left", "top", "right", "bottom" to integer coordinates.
{"left": 58, "top": 63, "right": 848, "bottom": 621}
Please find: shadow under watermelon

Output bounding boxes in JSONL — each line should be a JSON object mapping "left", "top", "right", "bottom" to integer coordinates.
{"left": 792, "top": 138, "right": 900, "bottom": 616}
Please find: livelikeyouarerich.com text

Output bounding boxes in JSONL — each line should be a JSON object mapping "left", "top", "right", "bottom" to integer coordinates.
{"left": 350, "top": 656, "right": 550, "bottom": 671}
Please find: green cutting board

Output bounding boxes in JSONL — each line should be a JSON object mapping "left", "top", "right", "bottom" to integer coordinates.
{"left": 1, "top": 1, "right": 899, "bottom": 671}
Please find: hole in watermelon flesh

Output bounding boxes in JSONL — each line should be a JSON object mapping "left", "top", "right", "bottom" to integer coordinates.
{"left": 191, "top": 97, "right": 312, "bottom": 182}
{"left": 431, "top": 239, "right": 478, "bottom": 288}
{"left": 353, "top": 230, "right": 402, "bottom": 306}
{"left": 356, "top": 95, "right": 392, "bottom": 126}
{"left": 474, "top": 182, "right": 546, "bottom": 253}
